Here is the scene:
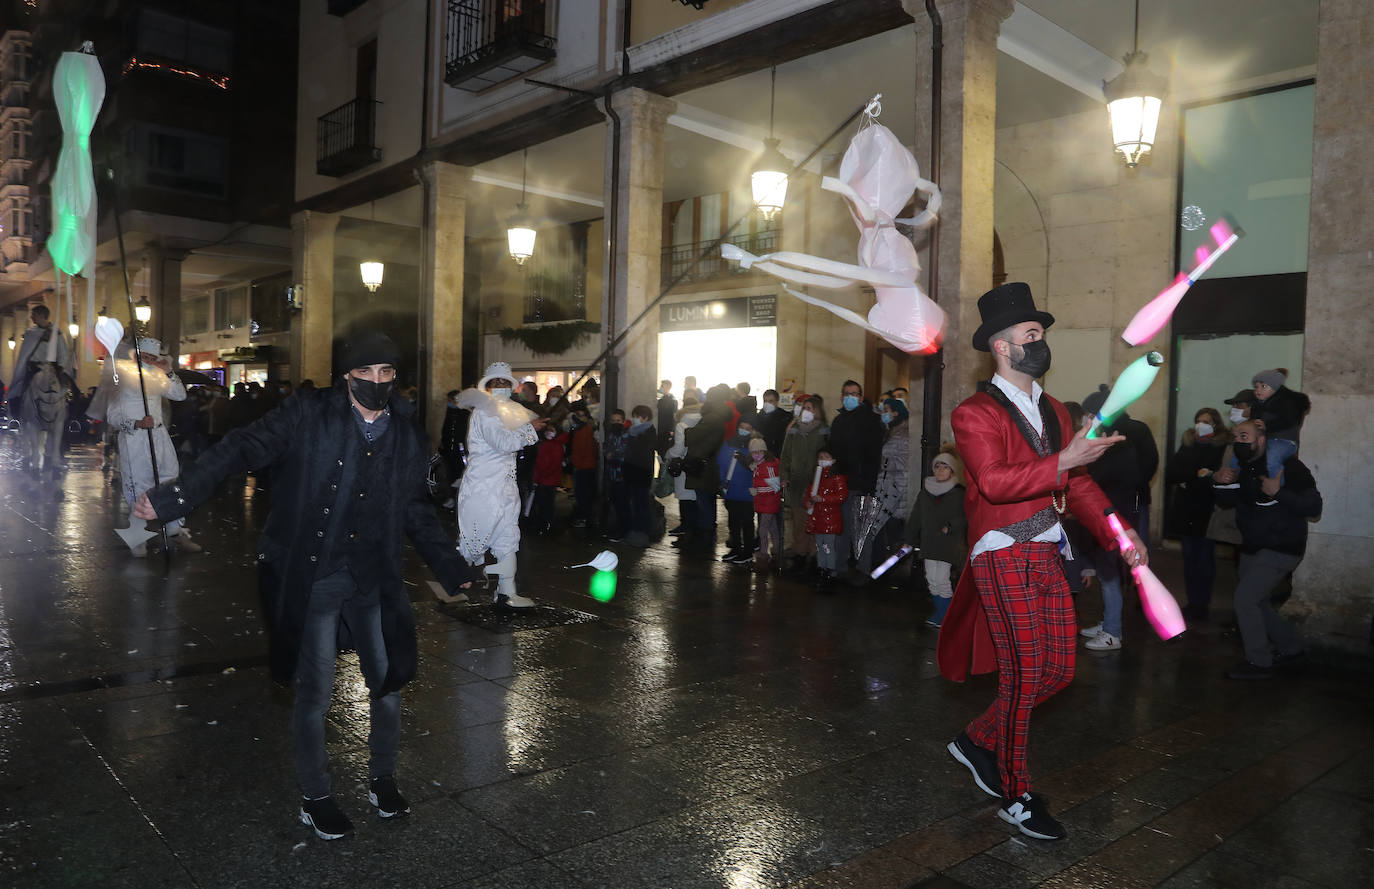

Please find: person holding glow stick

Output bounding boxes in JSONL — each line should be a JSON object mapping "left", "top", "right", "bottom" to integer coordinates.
{"left": 940, "top": 283, "right": 1145, "bottom": 842}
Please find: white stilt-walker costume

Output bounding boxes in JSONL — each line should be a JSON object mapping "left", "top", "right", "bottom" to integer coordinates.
{"left": 456, "top": 362, "right": 539, "bottom": 607}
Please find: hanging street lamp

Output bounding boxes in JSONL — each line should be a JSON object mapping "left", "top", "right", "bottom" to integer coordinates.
{"left": 507, "top": 149, "right": 536, "bottom": 266}
{"left": 1104, "top": 0, "right": 1166, "bottom": 167}
{"left": 751, "top": 66, "right": 789, "bottom": 220}
{"left": 134, "top": 295, "right": 152, "bottom": 323}
{"left": 360, "top": 260, "right": 384, "bottom": 292}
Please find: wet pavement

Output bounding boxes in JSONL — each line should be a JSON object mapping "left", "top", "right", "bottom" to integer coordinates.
{"left": 1, "top": 438, "right": 1371, "bottom": 889}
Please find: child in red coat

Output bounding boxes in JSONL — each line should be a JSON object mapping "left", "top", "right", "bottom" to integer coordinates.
{"left": 804, "top": 448, "right": 848, "bottom": 589}
{"left": 748, "top": 438, "right": 782, "bottom": 573}
{"left": 532, "top": 428, "right": 569, "bottom": 533}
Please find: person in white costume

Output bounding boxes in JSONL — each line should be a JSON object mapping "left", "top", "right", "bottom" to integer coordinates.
{"left": 104, "top": 337, "right": 200, "bottom": 555}
{"left": 456, "top": 362, "right": 546, "bottom": 607}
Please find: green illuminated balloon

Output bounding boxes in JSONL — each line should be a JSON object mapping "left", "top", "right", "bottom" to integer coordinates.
{"left": 48, "top": 48, "right": 106, "bottom": 276}
{"left": 589, "top": 570, "right": 617, "bottom": 602}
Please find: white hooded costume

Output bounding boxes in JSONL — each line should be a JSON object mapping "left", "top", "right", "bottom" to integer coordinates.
{"left": 104, "top": 338, "right": 188, "bottom": 535}
{"left": 456, "top": 362, "right": 539, "bottom": 605}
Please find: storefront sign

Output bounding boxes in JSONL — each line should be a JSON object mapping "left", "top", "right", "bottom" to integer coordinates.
{"left": 660, "top": 295, "right": 776, "bottom": 332}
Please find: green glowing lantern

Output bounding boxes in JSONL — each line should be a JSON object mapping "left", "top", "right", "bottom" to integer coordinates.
{"left": 589, "top": 570, "right": 618, "bottom": 603}
{"left": 47, "top": 44, "right": 106, "bottom": 277}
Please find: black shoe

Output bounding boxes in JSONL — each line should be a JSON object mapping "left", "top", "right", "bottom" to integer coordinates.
{"left": 999, "top": 792, "right": 1066, "bottom": 840}
{"left": 1226, "top": 661, "right": 1274, "bottom": 681}
{"left": 301, "top": 795, "right": 354, "bottom": 840}
{"left": 720, "top": 549, "right": 742, "bottom": 562}
{"left": 947, "top": 731, "right": 1003, "bottom": 798}
{"left": 668, "top": 525, "right": 685, "bottom": 536}
{"left": 369, "top": 776, "right": 410, "bottom": 818}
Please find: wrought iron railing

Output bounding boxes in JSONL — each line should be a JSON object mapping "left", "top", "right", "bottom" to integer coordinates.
{"left": 445, "top": 0, "right": 556, "bottom": 90}
{"left": 316, "top": 97, "right": 382, "bottom": 177}
{"left": 661, "top": 228, "right": 781, "bottom": 284}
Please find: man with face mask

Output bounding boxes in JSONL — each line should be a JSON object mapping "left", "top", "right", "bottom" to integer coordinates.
{"left": 757, "top": 388, "right": 790, "bottom": 458}
{"left": 827, "top": 379, "right": 886, "bottom": 584}
{"left": 940, "top": 283, "right": 1143, "bottom": 842}
{"left": 133, "top": 330, "right": 475, "bottom": 840}
{"left": 1211, "top": 420, "right": 1320, "bottom": 680}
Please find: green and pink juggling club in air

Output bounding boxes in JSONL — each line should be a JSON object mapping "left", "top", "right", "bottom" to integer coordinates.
{"left": 1106, "top": 510, "right": 1186, "bottom": 640}
{"left": 1084, "top": 351, "right": 1165, "bottom": 439}
{"left": 1121, "top": 217, "right": 1243, "bottom": 346}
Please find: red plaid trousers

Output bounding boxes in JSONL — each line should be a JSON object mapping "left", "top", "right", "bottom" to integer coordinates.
{"left": 965, "top": 541, "right": 1076, "bottom": 799}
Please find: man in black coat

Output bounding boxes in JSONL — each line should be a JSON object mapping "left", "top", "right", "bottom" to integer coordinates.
{"left": 655, "top": 379, "right": 678, "bottom": 456}
{"left": 1212, "top": 420, "right": 1321, "bottom": 680}
{"left": 757, "top": 388, "right": 790, "bottom": 458}
{"left": 134, "top": 331, "right": 473, "bottom": 841}
{"left": 827, "top": 379, "right": 885, "bottom": 583}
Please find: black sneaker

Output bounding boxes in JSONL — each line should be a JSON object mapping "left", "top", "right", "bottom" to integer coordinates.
{"left": 1226, "top": 661, "right": 1274, "bottom": 680}
{"left": 999, "top": 792, "right": 1066, "bottom": 840}
{"left": 300, "top": 795, "right": 354, "bottom": 840}
{"left": 369, "top": 776, "right": 410, "bottom": 818}
{"left": 947, "top": 731, "right": 1003, "bottom": 798}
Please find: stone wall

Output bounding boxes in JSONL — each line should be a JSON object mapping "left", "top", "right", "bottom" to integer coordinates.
{"left": 994, "top": 106, "right": 1178, "bottom": 531}
{"left": 1291, "top": 0, "right": 1374, "bottom": 658}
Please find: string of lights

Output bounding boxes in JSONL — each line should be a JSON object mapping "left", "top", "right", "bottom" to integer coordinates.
{"left": 120, "top": 56, "right": 230, "bottom": 91}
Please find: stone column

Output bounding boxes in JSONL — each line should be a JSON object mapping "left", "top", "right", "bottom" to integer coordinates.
{"left": 1, "top": 310, "right": 16, "bottom": 383}
{"left": 419, "top": 161, "right": 470, "bottom": 444}
{"left": 142, "top": 248, "right": 187, "bottom": 361}
{"left": 291, "top": 210, "right": 340, "bottom": 386}
{"left": 604, "top": 88, "right": 675, "bottom": 414}
{"left": 903, "top": 0, "right": 1014, "bottom": 438}
{"left": 1291, "top": 0, "right": 1374, "bottom": 656}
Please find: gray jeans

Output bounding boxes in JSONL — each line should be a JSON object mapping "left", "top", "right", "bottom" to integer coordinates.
{"left": 1233, "top": 549, "right": 1303, "bottom": 668}
{"left": 293, "top": 568, "right": 400, "bottom": 799}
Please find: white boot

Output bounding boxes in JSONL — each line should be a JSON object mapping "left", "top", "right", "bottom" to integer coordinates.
{"left": 487, "top": 555, "right": 534, "bottom": 609}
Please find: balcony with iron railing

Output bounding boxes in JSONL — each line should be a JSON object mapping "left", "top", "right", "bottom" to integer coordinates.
{"left": 445, "top": 0, "right": 556, "bottom": 92}
{"left": 661, "top": 228, "right": 780, "bottom": 285}
{"left": 316, "top": 97, "right": 382, "bottom": 177}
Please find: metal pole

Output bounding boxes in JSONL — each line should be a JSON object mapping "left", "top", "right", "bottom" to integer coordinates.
{"left": 107, "top": 168, "right": 172, "bottom": 563}
{"left": 919, "top": 0, "right": 944, "bottom": 479}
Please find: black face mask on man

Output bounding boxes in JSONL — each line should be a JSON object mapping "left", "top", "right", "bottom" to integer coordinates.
{"left": 1233, "top": 441, "right": 1259, "bottom": 462}
{"left": 1009, "top": 340, "right": 1052, "bottom": 377}
{"left": 348, "top": 375, "right": 393, "bottom": 411}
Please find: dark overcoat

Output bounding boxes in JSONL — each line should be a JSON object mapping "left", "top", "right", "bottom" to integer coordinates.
{"left": 147, "top": 380, "right": 472, "bottom": 693}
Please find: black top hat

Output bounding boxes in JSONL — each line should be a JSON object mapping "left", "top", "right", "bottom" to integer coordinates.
{"left": 971, "top": 282, "right": 1055, "bottom": 352}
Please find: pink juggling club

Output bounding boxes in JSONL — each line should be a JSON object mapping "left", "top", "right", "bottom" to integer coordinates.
{"left": 1121, "top": 217, "right": 1244, "bottom": 346}
{"left": 1105, "top": 510, "right": 1186, "bottom": 640}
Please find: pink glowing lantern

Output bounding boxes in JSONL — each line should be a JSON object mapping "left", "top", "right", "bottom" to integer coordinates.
{"left": 1121, "top": 217, "right": 1244, "bottom": 346}
{"left": 1106, "top": 511, "right": 1186, "bottom": 640}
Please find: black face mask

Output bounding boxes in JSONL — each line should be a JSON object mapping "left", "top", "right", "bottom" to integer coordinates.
{"left": 1233, "top": 441, "right": 1258, "bottom": 462}
{"left": 348, "top": 375, "right": 393, "bottom": 411}
{"left": 1010, "top": 340, "right": 1052, "bottom": 377}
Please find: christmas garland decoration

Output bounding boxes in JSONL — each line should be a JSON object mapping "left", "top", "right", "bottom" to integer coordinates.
{"left": 499, "top": 320, "right": 601, "bottom": 357}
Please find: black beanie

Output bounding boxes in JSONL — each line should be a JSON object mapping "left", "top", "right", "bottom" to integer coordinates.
{"left": 1081, "top": 383, "right": 1110, "bottom": 418}
{"left": 341, "top": 330, "right": 401, "bottom": 372}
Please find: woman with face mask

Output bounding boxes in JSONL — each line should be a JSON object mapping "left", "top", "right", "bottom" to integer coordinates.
{"left": 1165, "top": 407, "right": 1231, "bottom": 620}
{"left": 872, "top": 397, "right": 912, "bottom": 581}
{"left": 454, "top": 362, "right": 546, "bottom": 608}
{"left": 778, "top": 395, "right": 829, "bottom": 575}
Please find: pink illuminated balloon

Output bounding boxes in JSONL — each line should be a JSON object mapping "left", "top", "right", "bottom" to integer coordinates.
{"left": 1122, "top": 216, "right": 1245, "bottom": 346}
{"left": 1105, "top": 511, "right": 1186, "bottom": 640}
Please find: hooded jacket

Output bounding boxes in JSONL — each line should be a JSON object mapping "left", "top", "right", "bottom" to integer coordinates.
{"left": 1252, "top": 386, "right": 1310, "bottom": 443}
{"left": 804, "top": 466, "right": 848, "bottom": 535}
{"left": 779, "top": 417, "right": 829, "bottom": 503}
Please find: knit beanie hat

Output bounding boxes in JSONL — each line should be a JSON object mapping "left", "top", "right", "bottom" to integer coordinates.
{"left": 748, "top": 436, "right": 767, "bottom": 454}
{"left": 341, "top": 330, "right": 400, "bottom": 371}
{"left": 932, "top": 450, "right": 963, "bottom": 484}
{"left": 1252, "top": 369, "right": 1286, "bottom": 391}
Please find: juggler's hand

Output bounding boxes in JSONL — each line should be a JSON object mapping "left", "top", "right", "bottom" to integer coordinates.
{"left": 1057, "top": 417, "right": 1125, "bottom": 475}
{"left": 132, "top": 493, "right": 159, "bottom": 521}
{"left": 1119, "top": 528, "right": 1148, "bottom": 569}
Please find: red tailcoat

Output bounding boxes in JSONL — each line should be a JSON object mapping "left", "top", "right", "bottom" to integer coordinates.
{"left": 936, "top": 388, "right": 1124, "bottom": 681}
